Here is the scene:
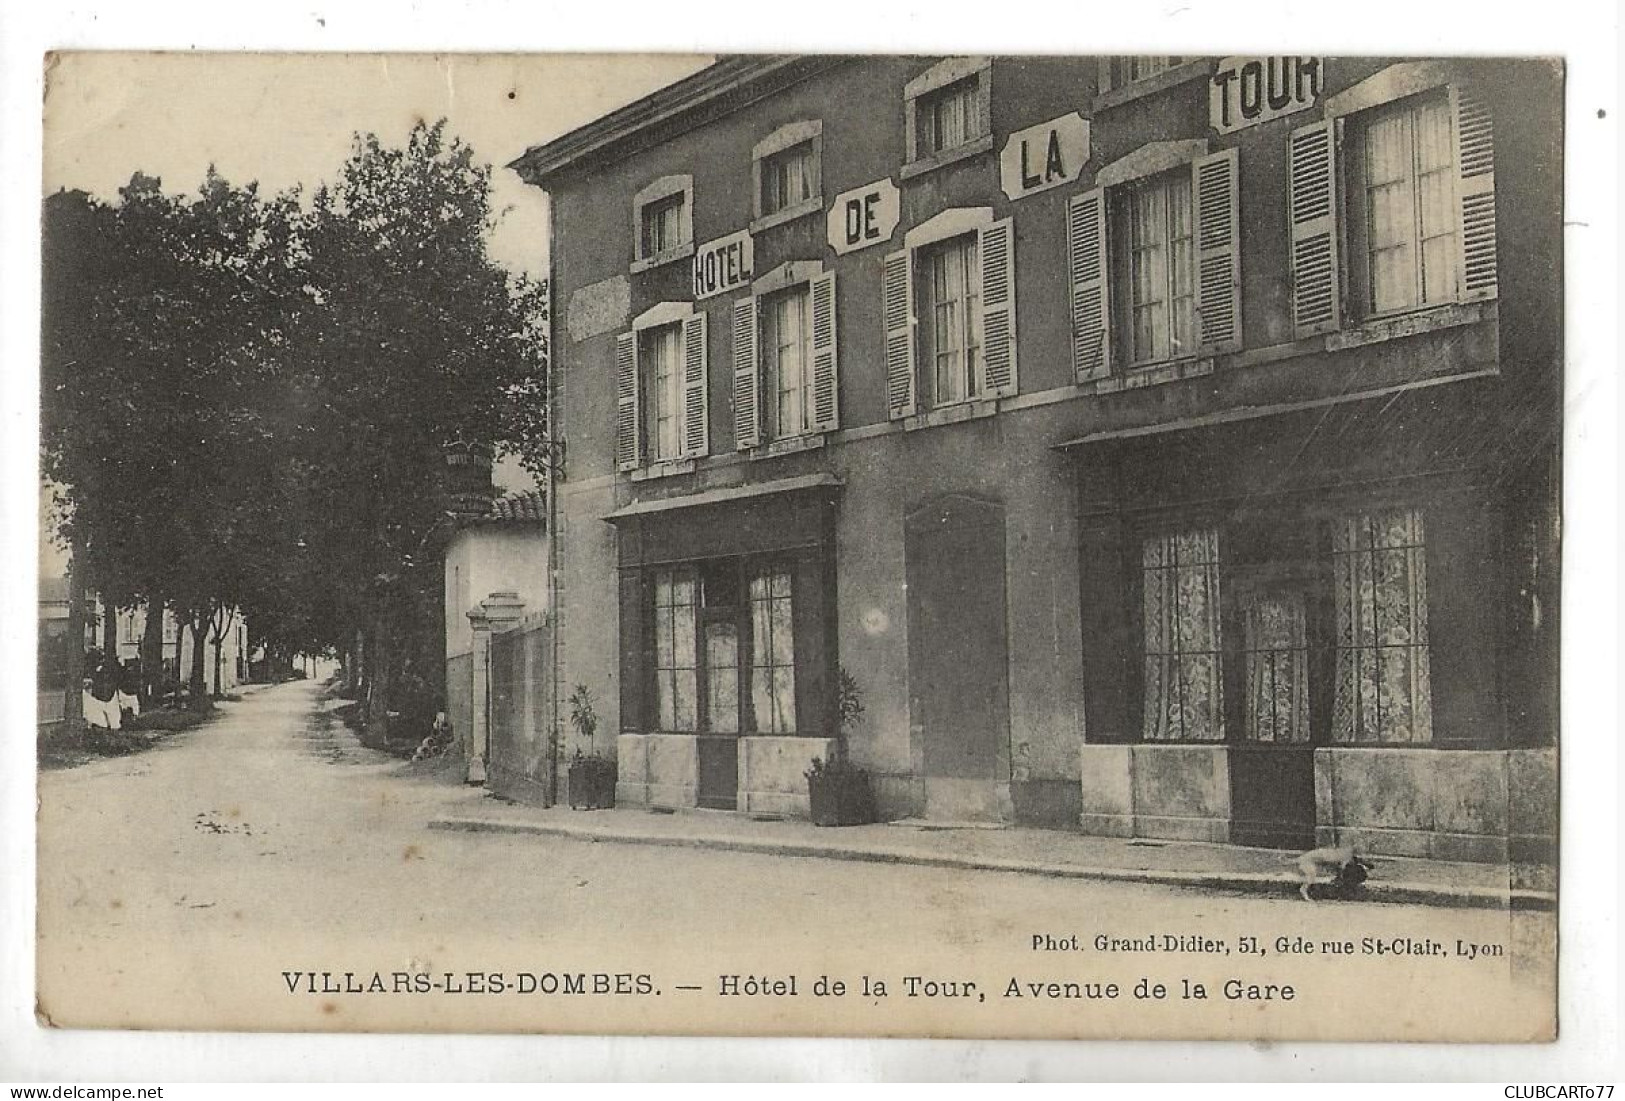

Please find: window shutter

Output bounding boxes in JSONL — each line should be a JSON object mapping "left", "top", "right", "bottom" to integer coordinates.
{"left": 1451, "top": 83, "right": 1497, "bottom": 301}
{"left": 1067, "top": 187, "right": 1110, "bottom": 380}
{"left": 809, "top": 272, "right": 840, "bottom": 431}
{"left": 680, "top": 312, "right": 709, "bottom": 458}
{"left": 979, "top": 218, "right": 1018, "bottom": 398}
{"left": 1192, "top": 148, "right": 1242, "bottom": 354}
{"left": 731, "top": 296, "right": 761, "bottom": 450}
{"left": 1288, "top": 119, "right": 1341, "bottom": 337}
{"left": 882, "top": 248, "right": 917, "bottom": 419}
{"left": 614, "top": 331, "right": 640, "bottom": 472}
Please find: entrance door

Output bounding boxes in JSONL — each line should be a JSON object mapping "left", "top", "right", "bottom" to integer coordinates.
{"left": 905, "top": 495, "right": 1011, "bottom": 821}
{"left": 1227, "top": 580, "right": 1317, "bottom": 849}
{"left": 696, "top": 607, "right": 741, "bottom": 809}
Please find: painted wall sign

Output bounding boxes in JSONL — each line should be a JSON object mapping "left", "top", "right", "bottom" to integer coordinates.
{"left": 1210, "top": 57, "right": 1324, "bottom": 134}
{"left": 826, "top": 178, "right": 901, "bottom": 256}
{"left": 692, "top": 229, "right": 754, "bottom": 299}
{"left": 1000, "top": 112, "right": 1091, "bottom": 201}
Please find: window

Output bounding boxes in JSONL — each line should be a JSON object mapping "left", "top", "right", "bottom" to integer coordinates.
{"left": 1141, "top": 529, "right": 1225, "bottom": 742}
{"left": 1107, "top": 56, "right": 1185, "bottom": 89}
{"left": 616, "top": 305, "right": 709, "bottom": 471}
{"left": 1331, "top": 508, "right": 1433, "bottom": 743}
{"left": 1350, "top": 91, "right": 1457, "bottom": 316}
{"left": 645, "top": 559, "right": 799, "bottom": 735}
{"left": 1117, "top": 170, "right": 1196, "bottom": 366}
{"left": 641, "top": 194, "right": 684, "bottom": 258}
{"left": 652, "top": 568, "right": 698, "bottom": 732}
{"left": 919, "top": 234, "right": 984, "bottom": 405}
{"left": 762, "top": 286, "right": 813, "bottom": 439}
{"left": 919, "top": 77, "right": 984, "bottom": 155}
{"left": 749, "top": 567, "right": 796, "bottom": 734}
{"left": 631, "top": 174, "right": 693, "bottom": 270}
{"left": 1068, "top": 147, "right": 1240, "bottom": 381}
{"left": 882, "top": 210, "right": 1017, "bottom": 420}
{"left": 762, "top": 142, "right": 816, "bottom": 216}
{"left": 643, "top": 322, "right": 684, "bottom": 462}
{"left": 903, "top": 58, "right": 992, "bottom": 175}
{"left": 732, "top": 268, "right": 838, "bottom": 449}
{"left": 1288, "top": 70, "right": 1497, "bottom": 338}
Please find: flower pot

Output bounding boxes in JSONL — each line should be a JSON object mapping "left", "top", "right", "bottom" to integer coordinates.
{"left": 568, "top": 756, "right": 617, "bottom": 810}
{"left": 807, "top": 767, "right": 876, "bottom": 827}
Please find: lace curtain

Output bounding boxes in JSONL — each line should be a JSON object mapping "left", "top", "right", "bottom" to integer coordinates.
{"left": 1142, "top": 529, "right": 1224, "bottom": 742}
{"left": 1331, "top": 508, "right": 1433, "bottom": 743}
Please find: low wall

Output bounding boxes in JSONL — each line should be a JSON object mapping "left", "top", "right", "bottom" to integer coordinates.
{"left": 615, "top": 734, "right": 699, "bottom": 808}
{"left": 487, "top": 621, "right": 554, "bottom": 806}
{"left": 1079, "top": 743, "right": 1232, "bottom": 843}
{"left": 1315, "top": 747, "right": 1557, "bottom": 869}
{"left": 738, "top": 736, "right": 836, "bottom": 817}
{"left": 444, "top": 651, "right": 473, "bottom": 765}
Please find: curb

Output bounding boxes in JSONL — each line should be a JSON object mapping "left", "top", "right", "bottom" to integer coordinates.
{"left": 427, "top": 815, "right": 1555, "bottom": 912}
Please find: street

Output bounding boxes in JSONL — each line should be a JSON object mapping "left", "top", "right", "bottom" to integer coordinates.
{"left": 36, "top": 681, "right": 1555, "bottom": 1040}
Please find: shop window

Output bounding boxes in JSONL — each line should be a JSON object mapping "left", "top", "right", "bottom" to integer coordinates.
{"left": 882, "top": 209, "right": 1017, "bottom": 419}
{"left": 645, "top": 559, "right": 800, "bottom": 735}
{"left": 1288, "top": 71, "right": 1496, "bottom": 337}
{"left": 1141, "top": 529, "right": 1225, "bottom": 742}
{"left": 615, "top": 303, "right": 709, "bottom": 471}
{"left": 1330, "top": 508, "right": 1433, "bottom": 743}
{"left": 1067, "top": 146, "right": 1240, "bottom": 381}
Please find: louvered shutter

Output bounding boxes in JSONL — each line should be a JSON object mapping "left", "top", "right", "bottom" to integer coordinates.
{"left": 809, "top": 272, "right": 840, "bottom": 431}
{"left": 978, "top": 218, "right": 1018, "bottom": 397}
{"left": 731, "top": 296, "right": 760, "bottom": 450}
{"left": 614, "top": 331, "right": 640, "bottom": 472}
{"left": 882, "top": 248, "right": 917, "bottom": 419}
{"left": 1192, "top": 148, "right": 1242, "bottom": 354}
{"left": 1288, "top": 119, "right": 1341, "bottom": 337}
{"left": 679, "top": 312, "right": 709, "bottom": 458}
{"left": 1067, "top": 187, "right": 1110, "bottom": 380}
{"left": 1451, "top": 83, "right": 1497, "bottom": 301}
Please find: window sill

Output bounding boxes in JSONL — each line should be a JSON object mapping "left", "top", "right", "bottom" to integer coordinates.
{"left": 1325, "top": 300, "right": 1492, "bottom": 353}
{"left": 629, "top": 458, "right": 697, "bottom": 482}
{"left": 1093, "top": 60, "right": 1213, "bottom": 113}
{"left": 902, "top": 397, "right": 999, "bottom": 432}
{"left": 749, "top": 197, "right": 823, "bottom": 235}
{"left": 1082, "top": 357, "right": 1214, "bottom": 394}
{"left": 745, "top": 432, "right": 828, "bottom": 460}
{"left": 899, "top": 132, "right": 995, "bottom": 182}
{"left": 629, "top": 241, "right": 695, "bottom": 275}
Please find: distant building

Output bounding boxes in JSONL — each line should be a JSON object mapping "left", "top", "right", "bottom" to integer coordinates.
{"left": 511, "top": 56, "right": 1560, "bottom": 863}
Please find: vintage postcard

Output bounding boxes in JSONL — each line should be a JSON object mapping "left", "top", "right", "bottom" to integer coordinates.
{"left": 35, "top": 50, "right": 1562, "bottom": 1043}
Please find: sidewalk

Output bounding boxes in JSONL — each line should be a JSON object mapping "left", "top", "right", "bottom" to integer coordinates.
{"left": 427, "top": 788, "right": 1554, "bottom": 911}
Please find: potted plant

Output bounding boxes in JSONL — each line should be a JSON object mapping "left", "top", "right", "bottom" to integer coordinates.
{"left": 805, "top": 667, "right": 877, "bottom": 827}
{"left": 566, "top": 684, "right": 616, "bottom": 810}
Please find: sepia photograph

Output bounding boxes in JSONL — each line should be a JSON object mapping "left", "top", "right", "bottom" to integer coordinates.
{"left": 6, "top": 4, "right": 1618, "bottom": 1078}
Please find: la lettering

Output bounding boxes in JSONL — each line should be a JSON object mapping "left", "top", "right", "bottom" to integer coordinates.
{"left": 1020, "top": 129, "right": 1069, "bottom": 190}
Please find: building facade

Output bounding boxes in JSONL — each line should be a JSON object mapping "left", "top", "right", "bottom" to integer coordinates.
{"left": 513, "top": 56, "right": 1560, "bottom": 861}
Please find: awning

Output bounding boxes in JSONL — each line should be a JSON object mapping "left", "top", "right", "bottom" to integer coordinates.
{"left": 604, "top": 472, "right": 842, "bottom": 522}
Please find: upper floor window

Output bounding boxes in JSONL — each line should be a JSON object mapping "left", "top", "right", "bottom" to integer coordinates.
{"left": 1349, "top": 91, "right": 1457, "bottom": 317}
{"left": 631, "top": 174, "right": 694, "bottom": 272}
{"left": 920, "top": 234, "right": 984, "bottom": 405}
{"left": 1288, "top": 67, "right": 1497, "bottom": 338}
{"left": 642, "top": 322, "right": 684, "bottom": 462}
{"left": 1068, "top": 144, "right": 1240, "bottom": 381}
{"left": 1117, "top": 169, "right": 1197, "bottom": 366}
{"left": 902, "top": 58, "right": 992, "bottom": 177}
{"left": 615, "top": 303, "right": 709, "bottom": 471}
{"left": 1107, "top": 56, "right": 1186, "bottom": 89}
{"left": 731, "top": 263, "right": 839, "bottom": 449}
{"left": 883, "top": 210, "right": 1016, "bottom": 419}
{"left": 751, "top": 121, "right": 823, "bottom": 230}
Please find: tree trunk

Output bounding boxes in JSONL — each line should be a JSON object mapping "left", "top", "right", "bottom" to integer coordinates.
{"left": 363, "top": 620, "right": 391, "bottom": 748}
{"left": 139, "top": 601, "right": 165, "bottom": 707}
{"left": 188, "top": 615, "right": 212, "bottom": 712}
{"left": 101, "top": 599, "right": 117, "bottom": 664}
{"left": 64, "top": 563, "right": 86, "bottom": 723}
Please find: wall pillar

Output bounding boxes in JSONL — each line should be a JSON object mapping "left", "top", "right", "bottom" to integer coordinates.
{"left": 465, "top": 591, "right": 525, "bottom": 784}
